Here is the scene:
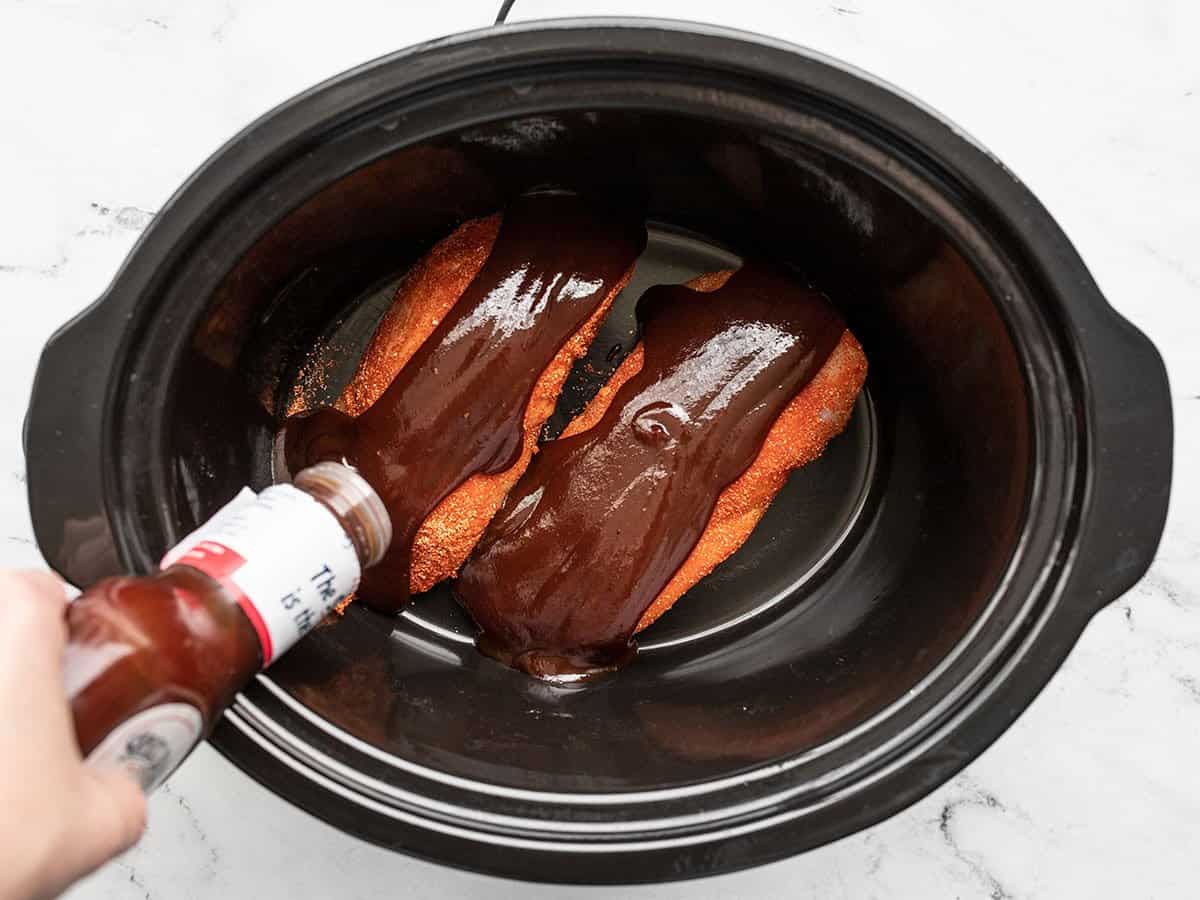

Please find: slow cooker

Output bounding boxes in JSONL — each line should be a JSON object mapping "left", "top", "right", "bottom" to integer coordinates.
{"left": 25, "top": 20, "right": 1172, "bottom": 883}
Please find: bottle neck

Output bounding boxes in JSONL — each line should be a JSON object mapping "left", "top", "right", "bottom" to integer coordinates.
{"left": 293, "top": 463, "right": 392, "bottom": 568}
{"left": 160, "top": 464, "right": 391, "bottom": 667}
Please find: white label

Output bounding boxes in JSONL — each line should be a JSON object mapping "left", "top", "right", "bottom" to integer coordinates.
{"left": 161, "top": 484, "right": 361, "bottom": 665}
{"left": 86, "top": 703, "right": 203, "bottom": 793}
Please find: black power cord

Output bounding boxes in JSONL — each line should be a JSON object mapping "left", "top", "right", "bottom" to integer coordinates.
{"left": 495, "top": 0, "right": 517, "bottom": 24}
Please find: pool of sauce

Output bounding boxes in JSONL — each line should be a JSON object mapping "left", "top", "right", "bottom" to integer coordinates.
{"left": 284, "top": 193, "right": 646, "bottom": 612}
{"left": 456, "top": 263, "right": 844, "bottom": 679}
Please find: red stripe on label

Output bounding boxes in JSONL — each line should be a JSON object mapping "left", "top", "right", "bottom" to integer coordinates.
{"left": 232, "top": 592, "right": 274, "bottom": 665}
{"left": 175, "top": 540, "right": 274, "bottom": 664}
{"left": 176, "top": 540, "right": 247, "bottom": 579}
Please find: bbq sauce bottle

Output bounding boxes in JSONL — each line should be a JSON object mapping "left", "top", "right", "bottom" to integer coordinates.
{"left": 64, "top": 463, "right": 391, "bottom": 792}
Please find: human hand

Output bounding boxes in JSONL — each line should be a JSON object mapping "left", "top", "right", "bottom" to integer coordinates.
{"left": 0, "top": 570, "right": 146, "bottom": 900}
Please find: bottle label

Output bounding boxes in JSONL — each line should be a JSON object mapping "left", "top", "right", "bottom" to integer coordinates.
{"left": 86, "top": 703, "right": 203, "bottom": 793}
{"left": 161, "top": 484, "right": 362, "bottom": 666}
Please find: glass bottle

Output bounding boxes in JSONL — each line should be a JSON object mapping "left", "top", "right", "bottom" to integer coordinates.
{"left": 64, "top": 463, "right": 391, "bottom": 792}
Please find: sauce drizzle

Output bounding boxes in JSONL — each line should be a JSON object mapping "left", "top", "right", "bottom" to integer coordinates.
{"left": 456, "top": 263, "right": 845, "bottom": 678}
{"left": 285, "top": 194, "right": 646, "bottom": 611}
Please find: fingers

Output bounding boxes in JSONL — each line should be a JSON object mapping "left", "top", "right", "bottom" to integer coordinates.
{"left": 25, "top": 767, "right": 147, "bottom": 900}
{"left": 0, "top": 568, "right": 68, "bottom": 601}
{"left": 66, "top": 768, "right": 148, "bottom": 878}
{"left": 0, "top": 572, "right": 69, "bottom": 696}
{"left": 0, "top": 568, "right": 150, "bottom": 899}
{"left": 0, "top": 568, "right": 68, "bottom": 641}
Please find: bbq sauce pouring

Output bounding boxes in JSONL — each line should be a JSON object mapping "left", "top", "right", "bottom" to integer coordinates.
{"left": 456, "top": 263, "right": 845, "bottom": 680}
{"left": 284, "top": 193, "right": 646, "bottom": 612}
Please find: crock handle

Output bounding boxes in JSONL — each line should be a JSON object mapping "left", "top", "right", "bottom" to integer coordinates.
{"left": 1070, "top": 305, "right": 1172, "bottom": 615}
{"left": 24, "top": 296, "right": 126, "bottom": 587}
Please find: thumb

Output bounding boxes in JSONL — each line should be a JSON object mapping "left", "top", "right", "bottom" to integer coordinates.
{"left": 62, "top": 768, "right": 148, "bottom": 880}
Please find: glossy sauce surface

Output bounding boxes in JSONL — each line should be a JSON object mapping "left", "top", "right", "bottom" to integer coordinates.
{"left": 285, "top": 194, "right": 645, "bottom": 611}
{"left": 67, "top": 566, "right": 262, "bottom": 754}
{"left": 456, "top": 264, "right": 844, "bottom": 679}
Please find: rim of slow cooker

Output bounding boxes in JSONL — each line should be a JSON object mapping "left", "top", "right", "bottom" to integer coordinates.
{"left": 91, "top": 19, "right": 1107, "bottom": 879}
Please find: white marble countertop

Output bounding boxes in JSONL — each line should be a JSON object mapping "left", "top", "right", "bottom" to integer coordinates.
{"left": 1, "top": 0, "right": 1196, "bottom": 896}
